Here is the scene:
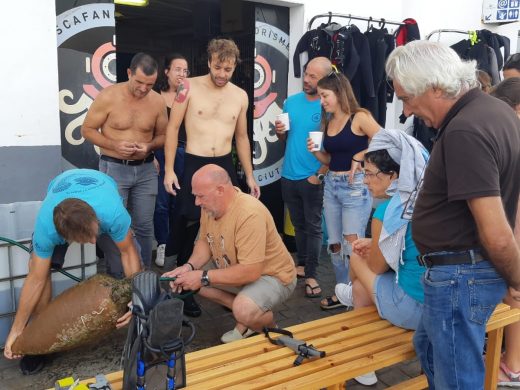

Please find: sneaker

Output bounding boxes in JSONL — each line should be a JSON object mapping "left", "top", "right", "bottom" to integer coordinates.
{"left": 335, "top": 282, "right": 354, "bottom": 307}
{"left": 19, "top": 354, "right": 46, "bottom": 375}
{"left": 220, "top": 327, "right": 255, "bottom": 343}
{"left": 499, "top": 361, "right": 520, "bottom": 387}
{"left": 354, "top": 371, "right": 378, "bottom": 386}
{"left": 155, "top": 244, "right": 166, "bottom": 267}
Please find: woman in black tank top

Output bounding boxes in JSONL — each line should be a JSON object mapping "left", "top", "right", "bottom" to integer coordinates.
{"left": 307, "top": 71, "right": 380, "bottom": 311}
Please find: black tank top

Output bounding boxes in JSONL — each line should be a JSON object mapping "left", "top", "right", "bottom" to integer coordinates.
{"left": 322, "top": 117, "right": 368, "bottom": 171}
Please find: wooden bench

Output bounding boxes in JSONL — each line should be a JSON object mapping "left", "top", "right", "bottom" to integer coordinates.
{"left": 76, "top": 303, "right": 520, "bottom": 390}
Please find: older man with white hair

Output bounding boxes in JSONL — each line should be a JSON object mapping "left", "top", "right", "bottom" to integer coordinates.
{"left": 386, "top": 40, "right": 520, "bottom": 389}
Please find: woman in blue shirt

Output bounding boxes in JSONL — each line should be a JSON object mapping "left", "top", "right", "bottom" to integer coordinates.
{"left": 335, "top": 129, "right": 428, "bottom": 385}
{"left": 335, "top": 130, "right": 427, "bottom": 330}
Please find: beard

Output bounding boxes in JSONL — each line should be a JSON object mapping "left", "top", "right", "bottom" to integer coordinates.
{"left": 303, "top": 83, "right": 317, "bottom": 95}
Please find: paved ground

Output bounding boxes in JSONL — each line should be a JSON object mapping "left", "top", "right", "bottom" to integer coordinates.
{"left": 0, "top": 249, "right": 422, "bottom": 389}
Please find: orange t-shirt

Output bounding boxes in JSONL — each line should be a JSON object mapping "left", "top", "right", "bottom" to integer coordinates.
{"left": 199, "top": 188, "right": 296, "bottom": 285}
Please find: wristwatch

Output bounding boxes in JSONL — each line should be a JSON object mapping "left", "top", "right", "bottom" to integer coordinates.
{"left": 201, "top": 270, "right": 210, "bottom": 287}
{"left": 316, "top": 172, "right": 325, "bottom": 182}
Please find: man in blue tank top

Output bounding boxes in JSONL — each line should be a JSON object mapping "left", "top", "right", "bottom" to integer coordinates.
{"left": 275, "top": 57, "right": 332, "bottom": 298}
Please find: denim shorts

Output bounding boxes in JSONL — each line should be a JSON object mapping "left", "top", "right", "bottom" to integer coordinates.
{"left": 373, "top": 272, "right": 423, "bottom": 330}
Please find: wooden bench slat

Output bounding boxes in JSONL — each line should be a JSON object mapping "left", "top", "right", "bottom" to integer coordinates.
{"left": 257, "top": 344, "right": 417, "bottom": 390}
{"left": 74, "top": 303, "right": 519, "bottom": 390}
{"left": 188, "top": 318, "right": 395, "bottom": 373}
{"left": 186, "top": 308, "right": 381, "bottom": 365}
{"left": 187, "top": 324, "right": 408, "bottom": 386}
{"left": 486, "top": 309, "right": 520, "bottom": 331}
{"left": 190, "top": 333, "right": 414, "bottom": 390}
{"left": 386, "top": 374, "right": 428, "bottom": 390}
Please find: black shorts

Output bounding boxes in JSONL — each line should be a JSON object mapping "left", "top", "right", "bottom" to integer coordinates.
{"left": 177, "top": 152, "right": 238, "bottom": 220}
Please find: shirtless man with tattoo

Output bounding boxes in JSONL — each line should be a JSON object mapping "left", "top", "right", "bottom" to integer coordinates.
{"left": 81, "top": 52, "right": 168, "bottom": 269}
{"left": 162, "top": 39, "right": 260, "bottom": 274}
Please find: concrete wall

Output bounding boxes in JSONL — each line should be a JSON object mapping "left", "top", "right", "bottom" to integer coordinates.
{"left": 1, "top": 0, "right": 61, "bottom": 203}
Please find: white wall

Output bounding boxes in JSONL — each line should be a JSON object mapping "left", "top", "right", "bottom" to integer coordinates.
{"left": 1, "top": 0, "right": 60, "bottom": 147}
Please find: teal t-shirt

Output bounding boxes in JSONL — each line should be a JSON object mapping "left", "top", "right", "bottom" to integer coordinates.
{"left": 33, "top": 169, "right": 130, "bottom": 259}
{"left": 281, "top": 92, "right": 322, "bottom": 180}
{"left": 373, "top": 199, "right": 424, "bottom": 303}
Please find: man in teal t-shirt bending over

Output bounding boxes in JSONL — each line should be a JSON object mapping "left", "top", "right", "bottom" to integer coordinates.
{"left": 4, "top": 169, "right": 142, "bottom": 374}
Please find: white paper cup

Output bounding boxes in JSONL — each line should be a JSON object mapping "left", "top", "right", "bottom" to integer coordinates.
{"left": 309, "top": 131, "right": 323, "bottom": 151}
{"left": 276, "top": 113, "right": 290, "bottom": 131}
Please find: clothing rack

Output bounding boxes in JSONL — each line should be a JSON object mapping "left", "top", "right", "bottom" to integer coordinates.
{"left": 426, "top": 29, "right": 472, "bottom": 40}
{"left": 308, "top": 12, "right": 405, "bottom": 31}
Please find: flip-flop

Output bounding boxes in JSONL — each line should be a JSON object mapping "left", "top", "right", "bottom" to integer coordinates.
{"left": 305, "top": 283, "right": 322, "bottom": 298}
{"left": 320, "top": 295, "right": 343, "bottom": 310}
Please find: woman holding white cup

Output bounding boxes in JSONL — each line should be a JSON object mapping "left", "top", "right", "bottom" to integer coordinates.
{"left": 307, "top": 70, "right": 380, "bottom": 311}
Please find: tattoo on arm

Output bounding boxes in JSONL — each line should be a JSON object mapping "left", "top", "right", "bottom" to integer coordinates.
{"left": 175, "top": 79, "right": 190, "bottom": 103}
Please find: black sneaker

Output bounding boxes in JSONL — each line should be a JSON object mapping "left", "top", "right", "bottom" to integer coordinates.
{"left": 183, "top": 295, "right": 202, "bottom": 317}
{"left": 19, "top": 354, "right": 46, "bottom": 375}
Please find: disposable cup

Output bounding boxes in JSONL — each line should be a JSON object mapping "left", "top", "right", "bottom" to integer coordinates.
{"left": 309, "top": 131, "right": 323, "bottom": 151}
{"left": 276, "top": 113, "right": 290, "bottom": 131}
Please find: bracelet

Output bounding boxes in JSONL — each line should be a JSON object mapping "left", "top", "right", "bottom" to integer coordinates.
{"left": 186, "top": 262, "right": 195, "bottom": 271}
{"left": 352, "top": 157, "right": 363, "bottom": 163}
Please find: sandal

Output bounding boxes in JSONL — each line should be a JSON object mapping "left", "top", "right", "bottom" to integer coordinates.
{"left": 320, "top": 295, "right": 343, "bottom": 310}
{"left": 296, "top": 266, "right": 305, "bottom": 279}
{"left": 498, "top": 361, "right": 520, "bottom": 387}
{"left": 305, "top": 282, "right": 322, "bottom": 298}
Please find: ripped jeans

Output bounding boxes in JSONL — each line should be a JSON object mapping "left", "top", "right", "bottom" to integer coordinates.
{"left": 323, "top": 172, "right": 372, "bottom": 284}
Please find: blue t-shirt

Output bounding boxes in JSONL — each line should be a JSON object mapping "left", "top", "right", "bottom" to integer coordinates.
{"left": 33, "top": 169, "right": 131, "bottom": 259}
{"left": 281, "top": 92, "right": 322, "bottom": 180}
{"left": 373, "top": 199, "right": 424, "bottom": 303}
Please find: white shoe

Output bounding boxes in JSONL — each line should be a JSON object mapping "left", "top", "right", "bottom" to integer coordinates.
{"left": 155, "top": 244, "right": 166, "bottom": 267}
{"left": 354, "top": 371, "right": 378, "bottom": 386}
{"left": 220, "top": 327, "right": 255, "bottom": 343}
{"left": 335, "top": 282, "right": 354, "bottom": 307}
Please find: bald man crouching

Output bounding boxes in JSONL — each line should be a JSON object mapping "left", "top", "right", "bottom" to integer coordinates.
{"left": 163, "top": 164, "right": 296, "bottom": 343}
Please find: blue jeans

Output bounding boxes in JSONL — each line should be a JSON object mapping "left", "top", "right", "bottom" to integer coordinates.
{"left": 153, "top": 146, "right": 185, "bottom": 245}
{"left": 281, "top": 177, "right": 323, "bottom": 279}
{"left": 323, "top": 172, "right": 371, "bottom": 284}
{"left": 413, "top": 260, "right": 507, "bottom": 389}
{"left": 99, "top": 159, "right": 157, "bottom": 268}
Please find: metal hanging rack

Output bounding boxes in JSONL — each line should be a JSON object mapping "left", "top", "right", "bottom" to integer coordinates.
{"left": 426, "top": 29, "right": 472, "bottom": 40}
{"left": 308, "top": 12, "right": 405, "bottom": 31}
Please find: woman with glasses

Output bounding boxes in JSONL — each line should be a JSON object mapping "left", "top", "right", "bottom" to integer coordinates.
{"left": 152, "top": 53, "right": 190, "bottom": 267}
{"left": 334, "top": 128, "right": 428, "bottom": 384}
{"left": 306, "top": 71, "right": 380, "bottom": 313}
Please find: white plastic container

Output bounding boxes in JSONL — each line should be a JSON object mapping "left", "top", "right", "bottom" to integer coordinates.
{"left": 0, "top": 201, "right": 97, "bottom": 347}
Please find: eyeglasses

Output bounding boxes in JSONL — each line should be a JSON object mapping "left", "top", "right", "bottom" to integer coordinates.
{"left": 172, "top": 67, "right": 190, "bottom": 76}
{"left": 363, "top": 170, "right": 382, "bottom": 180}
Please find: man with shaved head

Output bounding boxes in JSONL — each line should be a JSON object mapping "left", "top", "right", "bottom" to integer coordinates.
{"left": 275, "top": 56, "right": 332, "bottom": 300}
{"left": 163, "top": 164, "right": 296, "bottom": 343}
